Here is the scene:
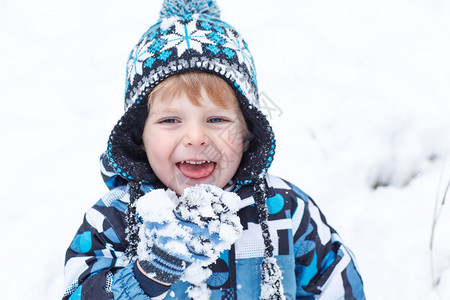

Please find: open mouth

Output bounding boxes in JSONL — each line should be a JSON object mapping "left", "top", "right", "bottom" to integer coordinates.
{"left": 176, "top": 160, "right": 216, "bottom": 180}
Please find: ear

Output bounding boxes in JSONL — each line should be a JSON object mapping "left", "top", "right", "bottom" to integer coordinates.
{"left": 242, "top": 130, "right": 255, "bottom": 152}
{"left": 140, "top": 108, "right": 151, "bottom": 152}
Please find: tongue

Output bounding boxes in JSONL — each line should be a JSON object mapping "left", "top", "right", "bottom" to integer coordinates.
{"left": 178, "top": 162, "right": 215, "bottom": 179}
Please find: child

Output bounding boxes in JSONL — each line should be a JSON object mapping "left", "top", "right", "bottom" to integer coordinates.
{"left": 63, "top": 1, "right": 365, "bottom": 299}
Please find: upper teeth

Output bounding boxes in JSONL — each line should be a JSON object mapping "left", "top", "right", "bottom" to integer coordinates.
{"left": 182, "top": 161, "right": 211, "bottom": 165}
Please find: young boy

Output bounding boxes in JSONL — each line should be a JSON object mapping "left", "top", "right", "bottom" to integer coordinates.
{"left": 63, "top": 1, "right": 365, "bottom": 299}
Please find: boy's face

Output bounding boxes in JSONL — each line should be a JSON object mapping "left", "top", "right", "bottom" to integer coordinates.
{"left": 142, "top": 87, "right": 247, "bottom": 195}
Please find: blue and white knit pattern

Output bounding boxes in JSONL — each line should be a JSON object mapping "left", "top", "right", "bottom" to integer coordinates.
{"left": 123, "top": 1, "right": 258, "bottom": 111}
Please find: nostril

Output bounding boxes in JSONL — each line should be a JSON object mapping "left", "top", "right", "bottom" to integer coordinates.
{"left": 184, "top": 133, "right": 210, "bottom": 147}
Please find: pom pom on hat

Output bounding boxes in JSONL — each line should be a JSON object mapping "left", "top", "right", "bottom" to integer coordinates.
{"left": 160, "top": 0, "right": 221, "bottom": 19}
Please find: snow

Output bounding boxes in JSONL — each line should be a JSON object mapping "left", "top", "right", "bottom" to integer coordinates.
{"left": 136, "top": 185, "right": 242, "bottom": 272}
{"left": 260, "top": 256, "right": 286, "bottom": 300}
{"left": 183, "top": 265, "right": 212, "bottom": 300}
{"left": 1, "top": 0, "right": 449, "bottom": 299}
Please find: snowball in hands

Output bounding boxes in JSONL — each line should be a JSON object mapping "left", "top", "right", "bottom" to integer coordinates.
{"left": 136, "top": 184, "right": 243, "bottom": 283}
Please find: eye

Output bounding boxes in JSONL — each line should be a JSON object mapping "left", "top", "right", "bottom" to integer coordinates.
{"left": 208, "top": 117, "right": 228, "bottom": 124}
{"left": 159, "top": 118, "right": 179, "bottom": 124}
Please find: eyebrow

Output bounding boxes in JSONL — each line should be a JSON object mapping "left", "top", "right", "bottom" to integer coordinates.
{"left": 148, "top": 107, "right": 181, "bottom": 115}
{"left": 149, "top": 104, "right": 239, "bottom": 116}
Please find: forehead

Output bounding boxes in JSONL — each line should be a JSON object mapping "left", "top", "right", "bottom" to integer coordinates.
{"left": 149, "top": 88, "right": 240, "bottom": 113}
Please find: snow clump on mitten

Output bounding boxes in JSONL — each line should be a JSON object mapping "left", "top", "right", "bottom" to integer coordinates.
{"left": 175, "top": 184, "right": 243, "bottom": 258}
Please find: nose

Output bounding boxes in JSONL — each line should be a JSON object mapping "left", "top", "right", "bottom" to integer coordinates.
{"left": 183, "top": 123, "right": 210, "bottom": 147}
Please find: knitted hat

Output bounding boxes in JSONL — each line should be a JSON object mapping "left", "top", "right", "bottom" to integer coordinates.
{"left": 105, "top": 0, "right": 284, "bottom": 298}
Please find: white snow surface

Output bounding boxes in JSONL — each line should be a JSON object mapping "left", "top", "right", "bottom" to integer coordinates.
{"left": 1, "top": 0, "right": 450, "bottom": 299}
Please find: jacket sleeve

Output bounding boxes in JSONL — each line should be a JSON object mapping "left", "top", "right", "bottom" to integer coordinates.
{"left": 291, "top": 186, "right": 365, "bottom": 299}
{"left": 63, "top": 192, "right": 167, "bottom": 300}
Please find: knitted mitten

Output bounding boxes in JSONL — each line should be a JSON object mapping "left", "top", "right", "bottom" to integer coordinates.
{"left": 136, "top": 185, "right": 242, "bottom": 284}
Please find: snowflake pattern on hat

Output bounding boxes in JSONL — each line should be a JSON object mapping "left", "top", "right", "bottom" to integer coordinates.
{"left": 160, "top": 20, "right": 213, "bottom": 56}
{"left": 124, "top": 15, "right": 258, "bottom": 111}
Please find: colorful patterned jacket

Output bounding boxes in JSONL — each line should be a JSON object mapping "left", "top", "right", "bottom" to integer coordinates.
{"left": 63, "top": 173, "right": 364, "bottom": 300}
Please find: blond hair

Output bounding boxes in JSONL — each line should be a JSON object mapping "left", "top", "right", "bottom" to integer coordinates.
{"left": 147, "top": 71, "right": 238, "bottom": 109}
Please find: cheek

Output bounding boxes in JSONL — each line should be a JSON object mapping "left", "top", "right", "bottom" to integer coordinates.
{"left": 143, "top": 129, "right": 167, "bottom": 162}
{"left": 145, "top": 139, "right": 171, "bottom": 164}
{"left": 216, "top": 136, "right": 245, "bottom": 169}
{"left": 222, "top": 129, "right": 246, "bottom": 156}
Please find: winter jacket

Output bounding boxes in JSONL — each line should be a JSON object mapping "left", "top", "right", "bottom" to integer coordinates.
{"left": 63, "top": 174, "right": 364, "bottom": 300}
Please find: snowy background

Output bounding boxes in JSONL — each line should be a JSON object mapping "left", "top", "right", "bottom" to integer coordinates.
{"left": 1, "top": 0, "right": 450, "bottom": 299}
